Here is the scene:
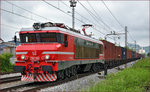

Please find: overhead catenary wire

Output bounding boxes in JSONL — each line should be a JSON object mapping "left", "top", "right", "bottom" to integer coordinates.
{"left": 43, "top": 0, "right": 111, "bottom": 37}
{"left": 1, "top": 8, "right": 38, "bottom": 22}
{"left": 4, "top": 1, "right": 55, "bottom": 22}
{"left": 60, "top": 0, "right": 90, "bottom": 23}
{"left": 61, "top": 0, "right": 113, "bottom": 33}
{"left": 60, "top": 0, "right": 115, "bottom": 40}
{"left": 43, "top": 0, "right": 85, "bottom": 24}
{"left": 76, "top": 0, "right": 116, "bottom": 40}
{"left": 101, "top": 0, "right": 124, "bottom": 29}
{"left": 77, "top": 0, "right": 100, "bottom": 24}
{"left": 101, "top": 0, "right": 136, "bottom": 43}
{"left": 3, "top": 0, "right": 107, "bottom": 37}
{"left": 60, "top": 1, "right": 108, "bottom": 34}
{"left": 77, "top": 0, "right": 107, "bottom": 30}
{"left": 1, "top": 24, "right": 20, "bottom": 30}
{"left": 85, "top": 0, "right": 133, "bottom": 45}
{"left": 1, "top": 1, "right": 135, "bottom": 46}
{"left": 86, "top": 1, "right": 116, "bottom": 32}
{"left": 76, "top": 0, "right": 121, "bottom": 42}
{"left": 128, "top": 31, "right": 135, "bottom": 42}
{"left": 1, "top": 23, "right": 20, "bottom": 42}
{"left": 2, "top": 0, "right": 118, "bottom": 41}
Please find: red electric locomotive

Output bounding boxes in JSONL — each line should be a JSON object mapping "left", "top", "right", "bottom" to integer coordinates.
{"left": 13, "top": 22, "right": 104, "bottom": 82}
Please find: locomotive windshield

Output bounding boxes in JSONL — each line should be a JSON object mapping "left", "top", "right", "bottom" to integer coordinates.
{"left": 20, "top": 33, "right": 64, "bottom": 43}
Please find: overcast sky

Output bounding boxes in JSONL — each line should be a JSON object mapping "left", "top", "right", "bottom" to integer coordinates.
{"left": 1, "top": 0, "right": 149, "bottom": 47}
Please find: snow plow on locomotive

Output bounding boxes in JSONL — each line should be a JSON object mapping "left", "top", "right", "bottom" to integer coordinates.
{"left": 13, "top": 22, "right": 105, "bottom": 82}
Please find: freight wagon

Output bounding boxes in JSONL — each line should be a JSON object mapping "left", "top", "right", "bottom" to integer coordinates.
{"left": 13, "top": 22, "right": 141, "bottom": 82}
{"left": 101, "top": 40, "right": 140, "bottom": 69}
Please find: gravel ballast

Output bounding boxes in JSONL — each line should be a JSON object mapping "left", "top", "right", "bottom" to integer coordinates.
{"left": 0, "top": 60, "right": 138, "bottom": 92}
{"left": 0, "top": 73, "right": 21, "bottom": 79}
{"left": 40, "top": 60, "right": 138, "bottom": 92}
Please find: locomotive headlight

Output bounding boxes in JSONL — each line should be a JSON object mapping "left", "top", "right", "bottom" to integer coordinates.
{"left": 21, "top": 55, "right": 25, "bottom": 60}
{"left": 45, "top": 55, "right": 50, "bottom": 60}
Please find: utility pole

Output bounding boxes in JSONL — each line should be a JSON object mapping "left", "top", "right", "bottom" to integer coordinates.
{"left": 70, "top": 0, "right": 77, "bottom": 29}
{"left": 135, "top": 40, "right": 136, "bottom": 52}
{"left": 105, "top": 26, "right": 128, "bottom": 68}
{"left": 125, "top": 26, "right": 127, "bottom": 68}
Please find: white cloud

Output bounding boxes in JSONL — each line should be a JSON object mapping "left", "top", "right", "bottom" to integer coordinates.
{"left": 1, "top": 1, "right": 149, "bottom": 47}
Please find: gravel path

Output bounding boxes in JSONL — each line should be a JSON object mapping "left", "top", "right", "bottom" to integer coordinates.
{"left": 40, "top": 60, "right": 138, "bottom": 92}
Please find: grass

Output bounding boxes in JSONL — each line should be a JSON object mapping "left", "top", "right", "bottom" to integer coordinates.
{"left": 0, "top": 53, "right": 14, "bottom": 73}
{"left": 87, "top": 58, "right": 150, "bottom": 92}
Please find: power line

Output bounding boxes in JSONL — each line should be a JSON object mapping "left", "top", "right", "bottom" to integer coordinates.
{"left": 4, "top": 0, "right": 108, "bottom": 37}
{"left": 43, "top": 0, "right": 111, "bottom": 37}
{"left": 1, "top": 24, "right": 20, "bottom": 42}
{"left": 86, "top": 1, "right": 116, "bottom": 32}
{"left": 5, "top": 1, "right": 55, "bottom": 22}
{"left": 77, "top": 0, "right": 101, "bottom": 25}
{"left": 101, "top": 0, "right": 136, "bottom": 43}
{"left": 2, "top": 0, "right": 114, "bottom": 41}
{"left": 3, "top": 0, "right": 106, "bottom": 37}
{"left": 60, "top": 1, "right": 103, "bottom": 28}
{"left": 53, "top": 1, "right": 119, "bottom": 41}
{"left": 76, "top": 0, "right": 129, "bottom": 44}
{"left": 6, "top": 0, "right": 113, "bottom": 39}
{"left": 1, "top": 24, "right": 20, "bottom": 30}
{"left": 101, "top": 0, "right": 124, "bottom": 29}
{"left": 77, "top": 0, "right": 117, "bottom": 36}
{"left": 1, "top": 8, "right": 38, "bottom": 21}
{"left": 60, "top": 1, "right": 117, "bottom": 41}
{"left": 77, "top": 0, "right": 117, "bottom": 40}
{"left": 128, "top": 31, "right": 135, "bottom": 41}
{"left": 61, "top": 1, "right": 106, "bottom": 30}
{"left": 60, "top": 1, "right": 90, "bottom": 23}
{"left": 43, "top": 0, "right": 85, "bottom": 24}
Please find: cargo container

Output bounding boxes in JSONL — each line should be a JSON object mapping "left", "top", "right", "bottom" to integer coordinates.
{"left": 115, "top": 46, "right": 122, "bottom": 60}
{"left": 127, "top": 49, "right": 132, "bottom": 59}
{"left": 121, "top": 47, "right": 126, "bottom": 59}
{"left": 132, "top": 51, "right": 135, "bottom": 58}
{"left": 101, "top": 40, "right": 115, "bottom": 61}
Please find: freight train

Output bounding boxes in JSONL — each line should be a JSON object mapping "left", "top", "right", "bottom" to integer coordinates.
{"left": 13, "top": 22, "right": 141, "bottom": 82}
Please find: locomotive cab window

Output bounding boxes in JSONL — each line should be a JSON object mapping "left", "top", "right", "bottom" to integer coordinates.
{"left": 40, "top": 33, "right": 57, "bottom": 42}
{"left": 20, "top": 32, "right": 64, "bottom": 43}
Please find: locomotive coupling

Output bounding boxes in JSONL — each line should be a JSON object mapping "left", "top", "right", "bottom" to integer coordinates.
{"left": 34, "top": 73, "right": 37, "bottom": 79}
{"left": 13, "top": 66, "right": 25, "bottom": 72}
{"left": 42, "top": 66, "right": 52, "bottom": 72}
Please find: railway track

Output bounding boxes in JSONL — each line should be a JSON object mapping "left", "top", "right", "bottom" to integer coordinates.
{"left": 0, "top": 72, "right": 18, "bottom": 75}
{"left": 0, "top": 60, "right": 137, "bottom": 92}
{"left": 0, "top": 76, "right": 21, "bottom": 84}
{"left": 0, "top": 71, "right": 101, "bottom": 92}
{"left": 23, "top": 71, "right": 100, "bottom": 92}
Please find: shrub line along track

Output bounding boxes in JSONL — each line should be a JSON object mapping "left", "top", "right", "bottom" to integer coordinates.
{"left": 0, "top": 60, "right": 137, "bottom": 92}
{"left": 0, "top": 76, "right": 21, "bottom": 84}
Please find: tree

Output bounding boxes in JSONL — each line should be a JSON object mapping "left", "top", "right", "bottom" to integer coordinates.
{"left": 147, "top": 52, "right": 150, "bottom": 57}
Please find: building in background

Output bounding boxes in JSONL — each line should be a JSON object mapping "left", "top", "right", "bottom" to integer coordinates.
{"left": 0, "top": 40, "right": 20, "bottom": 64}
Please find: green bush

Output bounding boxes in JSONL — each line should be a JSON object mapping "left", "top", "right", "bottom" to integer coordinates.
{"left": 88, "top": 58, "right": 150, "bottom": 92}
{"left": 0, "top": 53, "right": 14, "bottom": 73}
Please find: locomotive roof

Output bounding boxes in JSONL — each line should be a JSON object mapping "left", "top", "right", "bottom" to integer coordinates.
{"left": 20, "top": 27, "right": 103, "bottom": 45}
